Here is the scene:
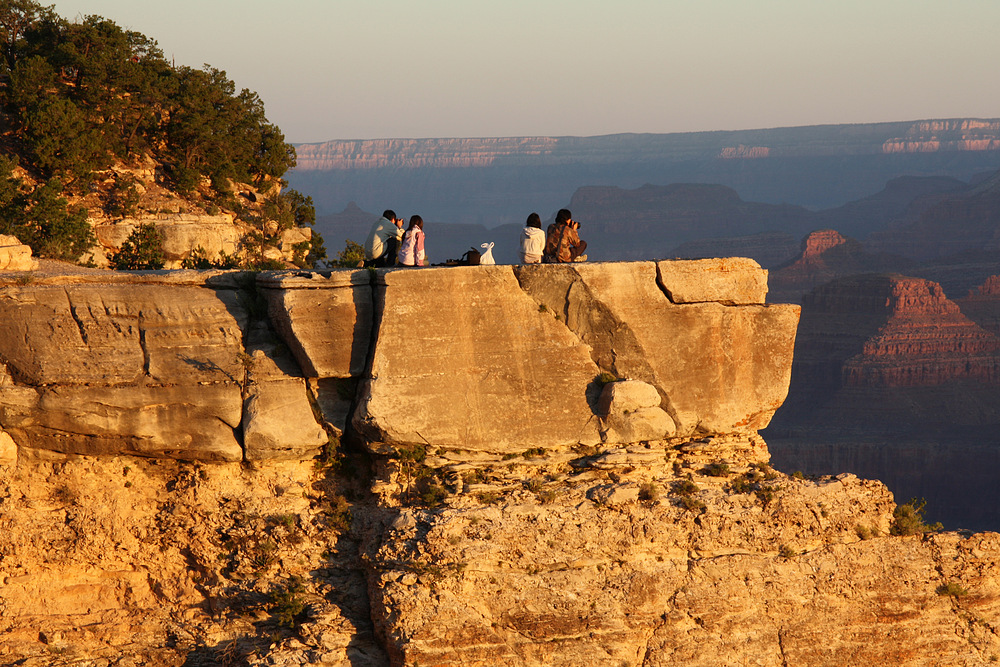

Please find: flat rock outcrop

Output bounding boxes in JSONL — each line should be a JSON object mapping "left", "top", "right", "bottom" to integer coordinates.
{"left": 0, "top": 271, "right": 328, "bottom": 462}
{"left": 8, "top": 260, "right": 1000, "bottom": 666}
{"left": 350, "top": 260, "right": 799, "bottom": 451}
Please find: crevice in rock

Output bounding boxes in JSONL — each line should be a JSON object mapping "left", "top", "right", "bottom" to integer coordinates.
{"left": 64, "top": 289, "right": 89, "bottom": 344}
{"left": 653, "top": 264, "right": 679, "bottom": 305}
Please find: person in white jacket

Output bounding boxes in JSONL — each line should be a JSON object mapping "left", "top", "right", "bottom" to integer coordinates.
{"left": 519, "top": 212, "right": 545, "bottom": 263}
{"left": 397, "top": 215, "right": 426, "bottom": 266}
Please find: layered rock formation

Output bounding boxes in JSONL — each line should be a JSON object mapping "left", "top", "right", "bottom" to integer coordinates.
{"left": 5, "top": 261, "right": 1000, "bottom": 664}
{"left": 0, "top": 271, "right": 326, "bottom": 462}
{"left": 765, "top": 273, "right": 1000, "bottom": 528}
{"left": 768, "top": 274, "right": 1000, "bottom": 430}
{"left": 767, "top": 230, "right": 915, "bottom": 304}
{"left": 957, "top": 274, "right": 1000, "bottom": 338}
{"left": 566, "top": 183, "right": 817, "bottom": 262}
{"left": 289, "top": 119, "right": 1000, "bottom": 230}
{"left": 867, "top": 169, "right": 1000, "bottom": 260}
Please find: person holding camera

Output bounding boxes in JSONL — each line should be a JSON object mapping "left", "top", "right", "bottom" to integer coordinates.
{"left": 543, "top": 208, "right": 588, "bottom": 263}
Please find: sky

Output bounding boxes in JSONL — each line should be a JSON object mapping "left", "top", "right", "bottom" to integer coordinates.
{"left": 50, "top": 0, "right": 1000, "bottom": 144}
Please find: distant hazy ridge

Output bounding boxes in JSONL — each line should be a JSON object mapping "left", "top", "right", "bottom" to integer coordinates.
{"left": 288, "top": 118, "right": 1000, "bottom": 223}
{"left": 294, "top": 119, "right": 1000, "bottom": 170}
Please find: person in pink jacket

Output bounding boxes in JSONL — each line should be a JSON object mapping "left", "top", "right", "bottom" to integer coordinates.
{"left": 397, "top": 215, "right": 426, "bottom": 266}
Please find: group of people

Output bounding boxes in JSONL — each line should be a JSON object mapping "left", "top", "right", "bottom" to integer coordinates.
{"left": 363, "top": 210, "right": 426, "bottom": 267}
{"left": 362, "top": 207, "right": 587, "bottom": 267}
{"left": 519, "top": 208, "right": 587, "bottom": 264}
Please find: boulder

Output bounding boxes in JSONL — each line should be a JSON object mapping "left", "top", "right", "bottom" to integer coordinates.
{"left": 259, "top": 271, "right": 373, "bottom": 378}
{"left": 93, "top": 214, "right": 241, "bottom": 269}
{"left": 0, "top": 275, "right": 249, "bottom": 460}
{"left": 0, "top": 430, "right": 16, "bottom": 463}
{"left": 598, "top": 380, "right": 675, "bottom": 443}
{"left": 0, "top": 235, "right": 38, "bottom": 271}
{"left": 0, "top": 282, "right": 246, "bottom": 385}
{"left": 352, "top": 266, "right": 603, "bottom": 452}
{"left": 515, "top": 261, "right": 800, "bottom": 435}
{"left": 243, "top": 377, "right": 328, "bottom": 461}
{"left": 656, "top": 257, "right": 768, "bottom": 304}
{"left": 0, "top": 384, "right": 243, "bottom": 461}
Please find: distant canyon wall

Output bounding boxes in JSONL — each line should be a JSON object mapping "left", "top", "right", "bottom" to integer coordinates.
{"left": 289, "top": 118, "right": 1000, "bottom": 229}
{"left": 295, "top": 119, "right": 1000, "bottom": 171}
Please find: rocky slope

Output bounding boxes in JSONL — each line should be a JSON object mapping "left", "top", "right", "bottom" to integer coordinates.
{"left": 3, "top": 261, "right": 1000, "bottom": 664}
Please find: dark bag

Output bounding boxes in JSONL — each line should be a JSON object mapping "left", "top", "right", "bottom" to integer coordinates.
{"left": 461, "top": 247, "right": 481, "bottom": 265}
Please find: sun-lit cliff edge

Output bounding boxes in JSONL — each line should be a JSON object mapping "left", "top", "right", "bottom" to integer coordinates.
{"left": 1, "top": 261, "right": 999, "bottom": 665}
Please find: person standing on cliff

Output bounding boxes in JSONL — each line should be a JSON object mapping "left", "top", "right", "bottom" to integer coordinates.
{"left": 519, "top": 212, "right": 545, "bottom": 263}
{"left": 364, "top": 210, "right": 405, "bottom": 267}
{"left": 397, "top": 215, "right": 426, "bottom": 266}
{"left": 543, "top": 208, "right": 587, "bottom": 262}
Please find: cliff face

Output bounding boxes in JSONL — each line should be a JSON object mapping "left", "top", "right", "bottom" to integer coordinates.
{"left": 288, "top": 119, "right": 1000, "bottom": 230}
{"left": 4, "top": 262, "right": 1000, "bottom": 665}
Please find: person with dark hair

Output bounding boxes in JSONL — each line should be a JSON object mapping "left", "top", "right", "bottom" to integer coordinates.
{"left": 543, "top": 208, "right": 587, "bottom": 262}
{"left": 364, "top": 209, "right": 404, "bottom": 267}
{"left": 519, "top": 212, "right": 546, "bottom": 264}
{"left": 397, "top": 215, "right": 426, "bottom": 266}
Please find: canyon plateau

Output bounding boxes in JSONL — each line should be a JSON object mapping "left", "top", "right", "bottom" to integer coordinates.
{"left": 1, "top": 259, "right": 1000, "bottom": 665}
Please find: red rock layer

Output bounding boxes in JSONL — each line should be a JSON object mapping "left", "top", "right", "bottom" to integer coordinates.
{"left": 767, "top": 231, "right": 912, "bottom": 304}
{"left": 842, "top": 277, "right": 1000, "bottom": 387}
{"left": 957, "top": 274, "right": 1000, "bottom": 338}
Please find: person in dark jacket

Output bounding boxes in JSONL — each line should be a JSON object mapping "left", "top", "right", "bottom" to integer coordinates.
{"left": 543, "top": 208, "right": 587, "bottom": 262}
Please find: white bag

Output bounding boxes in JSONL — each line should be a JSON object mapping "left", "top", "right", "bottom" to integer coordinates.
{"left": 479, "top": 242, "right": 495, "bottom": 265}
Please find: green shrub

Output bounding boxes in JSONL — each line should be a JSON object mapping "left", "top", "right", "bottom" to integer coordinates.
{"left": 595, "top": 372, "right": 618, "bottom": 386}
{"left": 755, "top": 488, "right": 776, "bottom": 507}
{"left": 109, "top": 223, "right": 165, "bottom": 270}
{"left": 269, "top": 576, "right": 307, "bottom": 628}
{"left": 673, "top": 479, "right": 699, "bottom": 496}
{"left": 327, "top": 494, "right": 352, "bottom": 532}
{"left": 476, "top": 490, "right": 501, "bottom": 504}
{"left": 728, "top": 476, "right": 752, "bottom": 494}
{"left": 331, "top": 239, "right": 365, "bottom": 268}
{"left": 419, "top": 482, "right": 448, "bottom": 507}
{"left": 678, "top": 495, "right": 705, "bottom": 512}
{"left": 702, "top": 461, "right": 731, "bottom": 477}
{"left": 891, "top": 498, "right": 943, "bottom": 536}
{"left": 638, "top": 482, "right": 659, "bottom": 502}
{"left": 936, "top": 582, "right": 969, "bottom": 598}
{"left": 778, "top": 544, "right": 797, "bottom": 559}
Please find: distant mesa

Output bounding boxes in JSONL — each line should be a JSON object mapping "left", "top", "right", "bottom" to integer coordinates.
{"left": 881, "top": 119, "right": 1000, "bottom": 153}
{"left": 719, "top": 145, "right": 770, "bottom": 159}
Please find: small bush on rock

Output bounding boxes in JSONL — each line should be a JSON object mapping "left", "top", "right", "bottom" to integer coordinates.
{"left": 891, "top": 498, "right": 942, "bottom": 536}
{"left": 936, "top": 582, "right": 969, "bottom": 598}
{"left": 702, "top": 462, "right": 731, "bottom": 477}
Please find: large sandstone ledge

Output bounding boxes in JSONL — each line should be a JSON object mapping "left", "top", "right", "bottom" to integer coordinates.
{"left": 0, "top": 258, "right": 798, "bottom": 462}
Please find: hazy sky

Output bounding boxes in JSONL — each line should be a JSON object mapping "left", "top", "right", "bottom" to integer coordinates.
{"left": 51, "top": 0, "right": 1000, "bottom": 143}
